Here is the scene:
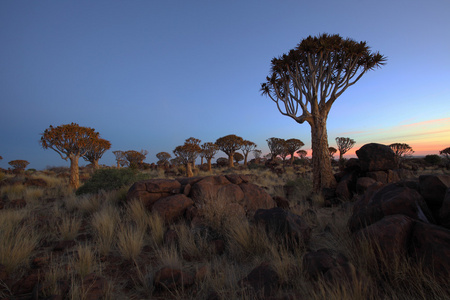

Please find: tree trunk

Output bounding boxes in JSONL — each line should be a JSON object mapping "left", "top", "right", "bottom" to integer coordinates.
{"left": 93, "top": 160, "right": 99, "bottom": 170}
{"left": 228, "top": 153, "right": 234, "bottom": 168}
{"left": 69, "top": 155, "right": 80, "bottom": 189}
{"left": 207, "top": 158, "right": 212, "bottom": 171}
{"left": 186, "top": 163, "right": 193, "bottom": 177}
{"left": 290, "top": 154, "right": 295, "bottom": 165}
{"left": 310, "top": 118, "right": 336, "bottom": 193}
{"left": 201, "top": 157, "right": 204, "bottom": 166}
{"left": 244, "top": 154, "right": 248, "bottom": 166}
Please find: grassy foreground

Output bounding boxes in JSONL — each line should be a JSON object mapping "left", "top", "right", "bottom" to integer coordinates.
{"left": 0, "top": 165, "right": 449, "bottom": 299}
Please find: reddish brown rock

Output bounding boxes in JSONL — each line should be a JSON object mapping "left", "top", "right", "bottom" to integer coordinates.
{"left": 217, "top": 184, "right": 244, "bottom": 203}
{"left": 238, "top": 262, "right": 280, "bottom": 297}
{"left": 153, "top": 267, "right": 194, "bottom": 290}
{"left": 419, "top": 174, "right": 450, "bottom": 209}
{"left": 273, "top": 196, "right": 290, "bottom": 209}
{"left": 126, "top": 179, "right": 181, "bottom": 208}
{"left": 239, "top": 183, "right": 276, "bottom": 213}
{"left": 0, "top": 264, "right": 6, "bottom": 281}
{"left": 53, "top": 240, "right": 76, "bottom": 252}
{"left": 366, "top": 171, "right": 388, "bottom": 184}
{"left": 356, "top": 143, "right": 396, "bottom": 172}
{"left": 152, "top": 194, "right": 194, "bottom": 223}
{"left": 189, "top": 176, "right": 232, "bottom": 202}
{"left": 303, "top": 248, "right": 348, "bottom": 279}
{"left": 355, "top": 177, "right": 378, "bottom": 194}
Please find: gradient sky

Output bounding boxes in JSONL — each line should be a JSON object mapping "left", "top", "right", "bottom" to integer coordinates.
{"left": 1, "top": 0, "right": 449, "bottom": 170}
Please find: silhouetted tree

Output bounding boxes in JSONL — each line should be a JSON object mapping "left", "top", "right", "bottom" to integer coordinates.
{"left": 156, "top": 152, "right": 171, "bottom": 166}
{"left": 297, "top": 149, "right": 308, "bottom": 159}
{"left": 113, "top": 150, "right": 127, "bottom": 168}
{"left": 233, "top": 152, "right": 244, "bottom": 164}
{"left": 40, "top": 123, "right": 100, "bottom": 189}
{"left": 389, "top": 143, "right": 414, "bottom": 167}
{"left": 241, "top": 140, "right": 257, "bottom": 166}
{"left": 261, "top": 34, "right": 386, "bottom": 192}
{"left": 267, "top": 137, "right": 286, "bottom": 160}
{"left": 8, "top": 160, "right": 29, "bottom": 173}
{"left": 328, "top": 147, "right": 337, "bottom": 160}
{"left": 82, "top": 138, "right": 111, "bottom": 170}
{"left": 253, "top": 149, "right": 262, "bottom": 159}
{"left": 215, "top": 134, "right": 244, "bottom": 168}
{"left": 335, "top": 137, "right": 356, "bottom": 161}
{"left": 125, "top": 150, "right": 148, "bottom": 169}
{"left": 285, "top": 138, "right": 305, "bottom": 164}
{"left": 173, "top": 138, "right": 202, "bottom": 177}
{"left": 440, "top": 147, "right": 450, "bottom": 161}
{"left": 201, "top": 142, "right": 219, "bottom": 172}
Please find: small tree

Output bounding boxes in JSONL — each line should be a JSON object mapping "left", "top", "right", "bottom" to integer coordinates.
{"left": 8, "top": 160, "right": 29, "bottom": 173}
{"left": 156, "top": 152, "right": 171, "bottom": 166}
{"left": 40, "top": 123, "right": 100, "bottom": 189}
{"left": 233, "top": 152, "right": 244, "bottom": 164}
{"left": 185, "top": 137, "right": 201, "bottom": 169}
{"left": 201, "top": 142, "right": 219, "bottom": 172}
{"left": 215, "top": 134, "right": 244, "bottom": 168}
{"left": 253, "top": 149, "right": 262, "bottom": 159}
{"left": 125, "top": 150, "right": 148, "bottom": 169}
{"left": 173, "top": 139, "right": 201, "bottom": 177}
{"left": 113, "top": 151, "right": 127, "bottom": 168}
{"left": 440, "top": 147, "right": 450, "bottom": 161}
{"left": 297, "top": 149, "right": 308, "bottom": 159}
{"left": 261, "top": 34, "right": 386, "bottom": 192}
{"left": 82, "top": 138, "right": 111, "bottom": 170}
{"left": 328, "top": 147, "right": 337, "bottom": 160}
{"left": 335, "top": 137, "right": 356, "bottom": 161}
{"left": 267, "top": 137, "right": 286, "bottom": 160}
{"left": 241, "top": 140, "right": 257, "bottom": 166}
{"left": 389, "top": 143, "right": 414, "bottom": 168}
{"left": 285, "top": 138, "right": 305, "bottom": 165}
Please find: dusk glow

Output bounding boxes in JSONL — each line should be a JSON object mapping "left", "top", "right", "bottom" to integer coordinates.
{"left": 1, "top": 1, "right": 449, "bottom": 170}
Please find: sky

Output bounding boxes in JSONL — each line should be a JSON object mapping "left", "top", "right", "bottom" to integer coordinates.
{"left": 1, "top": 0, "right": 449, "bottom": 170}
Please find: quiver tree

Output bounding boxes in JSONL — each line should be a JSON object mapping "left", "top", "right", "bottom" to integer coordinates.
{"left": 335, "top": 137, "right": 356, "bottom": 161}
{"left": 241, "top": 140, "right": 257, "bottom": 166}
{"left": 253, "top": 149, "right": 262, "bottom": 160}
{"left": 185, "top": 137, "right": 201, "bottom": 169}
{"left": 8, "top": 160, "right": 29, "bottom": 173}
{"left": 113, "top": 151, "right": 127, "bottom": 168}
{"left": 389, "top": 143, "right": 414, "bottom": 168}
{"left": 440, "top": 147, "right": 450, "bottom": 161}
{"left": 285, "top": 138, "right": 305, "bottom": 164}
{"left": 261, "top": 33, "right": 386, "bottom": 192}
{"left": 82, "top": 138, "right": 111, "bottom": 170}
{"left": 297, "top": 149, "right": 308, "bottom": 159}
{"left": 156, "top": 152, "right": 171, "bottom": 167}
{"left": 266, "top": 137, "right": 286, "bottom": 160}
{"left": 215, "top": 134, "right": 244, "bottom": 168}
{"left": 40, "top": 123, "right": 99, "bottom": 189}
{"left": 125, "top": 150, "right": 148, "bottom": 169}
{"left": 233, "top": 152, "right": 244, "bottom": 164}
{"left": 201, "top": 142, "right": 219, "bottom": 171}
{"left": 328, "top": 147, "right": 337, "bottom": 160}
{"left": 173, "top": 139, "right": 201, "bottom": 177}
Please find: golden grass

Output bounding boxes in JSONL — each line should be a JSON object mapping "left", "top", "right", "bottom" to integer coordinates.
{"left": 91, "top": 205, "right": 119, "bottom": 256}
{"left": 125, "top": 199, "right": 150, "bottom": 232}
{"left": 0, "top": 184, "right": 26, "bottom": 200}
{"left": 73, "top": 244, "right": 96, "bottom": 278}
{"left": 148, "top": 211, "right": 166, "bottom": 247}
{"left": 116, "top": 223, "right": 145, "bottom": 261}
{"left": 58, "top": 214, "right": 82, "bottom": 240}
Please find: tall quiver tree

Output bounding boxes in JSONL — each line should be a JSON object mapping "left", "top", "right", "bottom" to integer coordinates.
{"left": 82, "top": 138, "right": 111, "bottom": 170}
{"left": 40, "top": 123, "right": 99, "bottom": 189}
{"left": 8, "top": 160, "right": 29, "bottom": 173}
{"left": 185, "top": 137, "right": 201, "bottom": 169}
{"left": 389, "top": 143, "right": 414, "bottom": 168}
{"left": 201, "top": 142, "right": 219, "bottom": 172}
{"left": 241, "top": 140, "right": 257, "bottom": 166}
{"left": 266, "top": 137, "right": 286, "bottom": 160}
{"left": 335, "top": 137, "right": 356, "bottom": 161}
{"left": 215, "top": 134, "right": 244, "bottom": 168}
{"left": 261, "top": 34, "right": 386, "bottom": 192}
{"left": 124, "top": 150, "right": 148, "bottom": 169}
{"left": 285, "top": 138, "right": 304, "bottom": 165}
{"left": 173, "top": 138, "right": 202, "bottom": 177}
{"left": 156, "top": 152, "right": 171, "bottom": 167}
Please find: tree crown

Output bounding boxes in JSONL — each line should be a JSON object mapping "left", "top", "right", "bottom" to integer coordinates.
{"left": 215, "top": 134, "right": 244, "bottom": 155}
{"left": 8, "top": 160, "right": 29, "bottom": 171}
{"left": 82, "top": 138, "right": 111, "bottom": 164}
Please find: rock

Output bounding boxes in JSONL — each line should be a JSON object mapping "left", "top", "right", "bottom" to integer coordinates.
{"left": 419, "top": 174, "right": 450, "bottom": 209}
{"left": 189, "top": 176, "right": 232, "bottom": 202}
{"left": 152, "top": 194, "right": 194, "bottom": 223}
{"left": 238, "top": 262, "right": 279, "bottom": 297}
{"left": 273, "top": 196, "right": 290, "bottom": 209}
{"left": 356, "top": 177, "right": 378, "bottom": 194}
{"left": 335, "top": 179, "right": 351, "bottom": 200}
{"left": 356, "top": 143, "right": 396, "bottom": 172}
{"left": 239, "top": 183, "right": 276, "bottom": 213}
{"left": 254, "top": 207, "right": 311, "bottom": 246}
{"left": 410, "top": 221, "right": 450, "bottom": 278}
{"left": 153, "top": 267, "right": 194, "bottom": 290}
{"left": 366, "top": 171, "right": 388, "bottom": 184}
{"left": 12, "top": 272, "right": 39, "bottom": 295}
{"left": 126, "top": 179, "right": 182, "bottom": 209}
{"left": 348, "top": 183, "right": 434, "bottom": 233}
{"left": 217, "top": 184, "right": 244, "bottom": 203}
{"left": 82, "top": 273, "right": 108, "bottom": 300}
{"left": 439, "top": 188, "right": 450, "bottom": 229}
{"left": 303, "top": 248, "right": 348, "bottom": 279}
{"left": 195, "top": 265, "right": 210, "bottom": 282}
{"left": 323, "top": 262, "right": 365, "bottom": 288}
{"left": 209, "top": 239, "right": 225, "bottom": 255}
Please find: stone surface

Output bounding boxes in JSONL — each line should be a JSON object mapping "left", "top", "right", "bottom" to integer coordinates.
{"left": 356, "top": 143, "right": 396, "bottom": 172}
{"left": 238, "top": 263, "right": 280, "bottom": 297}
{"left": 356, "top": 177, "right": 378, "bottom": 194}
{"left": 419, "top": 174, "right": 450, "bottom": 209}
{"left": 303, "top": 248, "right": 347, "bottom": 279}
{"left": 152, "top": 194, "right": 194, "bottom": 223}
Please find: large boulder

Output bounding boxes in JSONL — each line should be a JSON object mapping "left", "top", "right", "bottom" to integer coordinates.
{"left": 439, "top": 188, "right": 450, "bottom": 229}
{"left": 152, "top": 194, "right": 194, "bottom": 223}
{"left": 126, "top": 179, "right": 181, "bottom": 209}
{"left": 419, "top": 174, "right": 450, "bottom": 209}
{"left": 356, "top": 143, "right": 396, "bottom": 172}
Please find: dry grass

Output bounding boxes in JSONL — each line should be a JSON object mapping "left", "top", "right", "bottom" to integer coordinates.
{"left": 73, "top": 244, "right": 96, "bottom": 278}
{"left": 0, "top": 184, "right": 26, "bottom": 200}
{"left": 116, "top": 223, "right": 145, "bottom": 261}
{"left": 148, "top": 211, "right": 166, "bottom": 247}
{"left": 125, "top": 198, "right": 150, "bottom": 231}
{"left": 58, "top": 214, "right": 82, "bottom": 240}
{"left": 91, "top": 205, "right": 119, "bottom": 255}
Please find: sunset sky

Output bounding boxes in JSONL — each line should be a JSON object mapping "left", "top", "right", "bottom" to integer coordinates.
{"left": 1, "top": 1, "right": 449, "bottom": 170}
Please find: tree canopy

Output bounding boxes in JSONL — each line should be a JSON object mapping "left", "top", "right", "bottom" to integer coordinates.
{"left": 440, "top": 147, "right": 450, "bottom": 161}
{"left": 215, "top": 134, "right": 244, "bottom": 168}
{"left": 285, "top": 138, "right": 304, "bottom": 164}
{"left": 8, "top": 160, "right": 29, "bottom": 172}
{"left": 335, "top": 137, "right": 356, "bottom": 160}
{"left": 124, "top": 150, "right": 148, "bottom": 168}
{"left": 389, "top": 143, "right": 414, "bottom": 167}
{"left": 201, "top": 142, "right": 219, "bottom": 171}
{"left": 266, "top": 137, "right": 286, "bottom": 160}
{"left": 240, "top": 140, "right": 257, "bottom": 166}
{"left": 156, "top": 152, "right": 171, "bottom": 166}
{"left": 173, "top": 138, "right": 202, "bottom": 177}
{"left": 82, "top": 138, "right": 111, "bottom": 169}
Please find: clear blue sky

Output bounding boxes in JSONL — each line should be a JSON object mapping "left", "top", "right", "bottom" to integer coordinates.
{"left": 1, "top": 0, "right": 449, "bottom": 170}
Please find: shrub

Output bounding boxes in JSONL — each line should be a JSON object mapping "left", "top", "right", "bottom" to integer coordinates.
{"left": 76, "top": 168, "right": 148, "bottom": 195}
{"left": 424, "top": 155, "right": 441, "bottom": 165}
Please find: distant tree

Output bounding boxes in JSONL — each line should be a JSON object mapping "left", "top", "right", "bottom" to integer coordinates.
{"left": 389, "top": 143, "right": 414, "bottom": 167}
{"left": 233, "top": 152, "right": 244, "bottom": 164}
{"left": 261, "top": 34, "right": 386, "bottom": 192}
{"left": 240, "top": 140, "right": 257, "bottom": 166}
{"left": 216, "top": 157, "right": 229, "bottom": 167}
{"left": 335, "top": 137, "right": 356, "bottom": 161}
{"left": 185, "top": 137, "right": 201, "bottom": 169}
{"left": 125, "top": 150, "right": 148, "bottom": 169}
{"left": 8, "top": 160, "right": 29, "bottom": 172}
{"left": 440, "top": 147, "right": 450, "bottom": 161}
{"left": 266, "top": 137, "right": 286, "bottom": 160}
{"left": 328, "top": 147, "right": 337, "bottom": 160}
{"left": 297, "top": 149, "right": 308, "bottom": 159}
{"left": 156, "top": 152, "right": 171, "bottom": 166}
{"left": 170, "top": 157, "right": 183, "bottom": 167}
{"left": 215, "top": 134, "right": 244, "bottom": 168}
{"left": 253, "top": 149, "right": 262, "bottom": 159}
{"left": 201, "top": 142, "right": 219, "bottom": 172}
{"left": 424, "top": 154, "right": 441, "bottom": 165}
{"left": 285, "top": 138, "right": 305, "bottom": 165}
{"left": 113, "top": 150, "right": 127, "bottom": 168}
{"left": 40, "top": 123, "right": 100, "bottom": 189}
{"left": 173, "top": 138, "right": 202, "bottom": 177}
{"left": 280, "top": 145, "right": 290, "bottom": 164}
{"left": 82, "top": 138, "right": 111, "bottom": 170}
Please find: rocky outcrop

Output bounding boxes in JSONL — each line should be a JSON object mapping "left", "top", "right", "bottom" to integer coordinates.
{"left": 355, "top": 143, "right": 396, "bottom": 172}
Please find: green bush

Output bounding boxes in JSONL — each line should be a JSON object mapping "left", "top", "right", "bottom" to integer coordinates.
{"left": 424, "top": 155, "right": 441, "bottom": 165}
{"left": 76, "top": 168, "right": 149, "bottom": 195}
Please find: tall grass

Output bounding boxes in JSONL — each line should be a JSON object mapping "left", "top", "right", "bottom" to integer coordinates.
{"left": 116, "top": 223, "right": 145, "bottom": 261}
{"left": 91, "top": 205, "right": 119, "bottom": 256}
